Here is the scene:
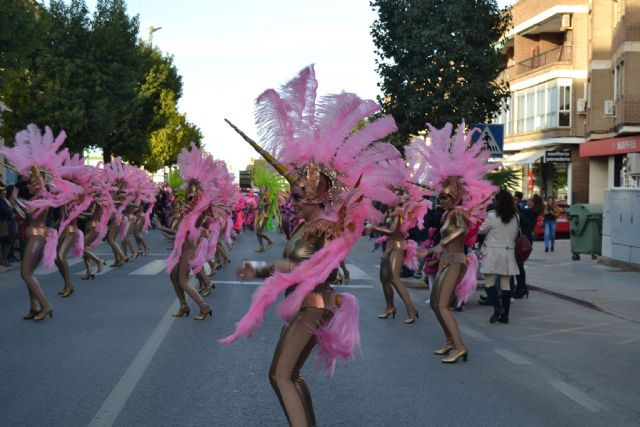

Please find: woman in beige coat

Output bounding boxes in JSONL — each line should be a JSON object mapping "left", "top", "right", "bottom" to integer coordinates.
{"left": 479, "top": 189, "right": 520, "bottom": 324}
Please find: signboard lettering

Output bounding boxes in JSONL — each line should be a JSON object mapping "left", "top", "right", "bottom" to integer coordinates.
{"left": 544, "top": 150, "right": 572, "bottom": 163}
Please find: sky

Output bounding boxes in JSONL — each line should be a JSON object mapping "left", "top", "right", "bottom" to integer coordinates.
{"left": 67, "top": 0, "right": 515, "bottom": 178}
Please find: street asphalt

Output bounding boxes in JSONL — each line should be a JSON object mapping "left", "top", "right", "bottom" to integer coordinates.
{"left": 0, "top": 229, "right": 638, "bottom": 426}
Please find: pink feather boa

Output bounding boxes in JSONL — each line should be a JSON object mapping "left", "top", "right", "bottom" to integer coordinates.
{"left": 455, "top": 253, "right": 479, "bottom": 307}
{"left": 43, "top": 228, "right": 58, "bottom": 268}
{"left": 220, "top": 198, "right": 370, "bottom": 346}
{"left": 71, "top": 229, "right": 85, "bottom": 258}
{"left": 119, "top": 216, "right": 130, "bottom": 241}
{"left": 313, "top": 293, "right": 360, "bottom": 376}
{"left": 403, "top": 239, "right": 419, "bottom": 270}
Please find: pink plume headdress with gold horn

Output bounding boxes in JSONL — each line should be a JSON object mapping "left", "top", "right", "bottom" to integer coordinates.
{"left": 221, "top": 65, "right": 404, "bottom": 375}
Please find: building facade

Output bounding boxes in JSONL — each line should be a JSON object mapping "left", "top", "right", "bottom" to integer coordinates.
{"left": 497, "top": 0, "right": 591, "bottom": 204}
{"left": 497, "top": 0, "right": 640, "bottom": 203}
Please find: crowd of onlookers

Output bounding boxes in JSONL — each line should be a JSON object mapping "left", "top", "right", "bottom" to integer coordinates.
{"left": 0, "top": 174, "right": 32, "bottom": 269}
{"left": 367, "top": 189, "right": 562, "bottom": 321}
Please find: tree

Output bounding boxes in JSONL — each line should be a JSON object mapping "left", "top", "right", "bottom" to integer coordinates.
{"left": 88, "top": 0, "right": 142, "bottom": 163}
{"left": 370, "top": 0, "right": 511, "bottom": 146}
{"left": 0, "top": 0, "right": 94, "bottom": 154}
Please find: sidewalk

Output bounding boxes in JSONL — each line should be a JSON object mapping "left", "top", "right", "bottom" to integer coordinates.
{"left": 404, "top": 238, "right": 640, "bottom": 323}
{"left": 525, "top": 239, "right": 640, "bottom": 323}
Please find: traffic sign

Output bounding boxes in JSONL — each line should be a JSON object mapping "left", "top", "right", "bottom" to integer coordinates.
{"left": 470, "top": 124, "right": 504, "bottom": 158}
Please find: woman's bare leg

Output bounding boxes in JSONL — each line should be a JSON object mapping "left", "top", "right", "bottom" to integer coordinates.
{"left": 269, "top": 307, "right": 333, "bottom": 427}
{"left": 389, "top": 249, "right": 417, "bottom": 321}
{"left": 430, "top": 263, "right": 466, "bottom": 350}
{"left": 55, "top": 232, "right": 76, "bottom": 295}
{"left": 107, "top": 222, "right": 125, "bottom": 265}
{"left": 21, "top": 236, "right": 52, "bottom": 318}
{"left": 378, "top": 254, "right": 395, "bottom": 314}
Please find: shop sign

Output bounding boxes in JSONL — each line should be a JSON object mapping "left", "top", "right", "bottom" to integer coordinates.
{"left": 544, "top": 150, "right": 572, "bottom": 163}
{"left": 580, "top": 136, "right": 640, "bottom": 157}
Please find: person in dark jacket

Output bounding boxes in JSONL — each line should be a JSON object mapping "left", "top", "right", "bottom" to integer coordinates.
{"left": 512, "top": 194, "right": 544, "bottom": 298}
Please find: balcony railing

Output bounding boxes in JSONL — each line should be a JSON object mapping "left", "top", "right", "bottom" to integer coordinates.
{"left": 501, "top": 65, "right": 515, "bottom": 82}
{"left": 515, "top": 45, "right": 572, "bottom": 76}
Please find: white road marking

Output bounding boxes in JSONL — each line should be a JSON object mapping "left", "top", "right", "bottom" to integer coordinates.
{"left": 130, "top": 260, "right": 167, "bottom": 275}
{"left": 460, "top": 326, "right": 489, "bottom": 342}
{"left": 494, "top": 348, "right": 531, "bottom": 365}
{"left": 346, "top": 264, "right": 373, "bottom": 281}
{"left": 75, "top": 259, "right": 114, "bottom": 277}
{"left": 87, "top": 300, "right": 179, "bottom": 427}
{"left": 35, "top": 258, "right": 82, "bottom": 275}
{"left": 549, "top": 380, "right": 606, "bottom": 412}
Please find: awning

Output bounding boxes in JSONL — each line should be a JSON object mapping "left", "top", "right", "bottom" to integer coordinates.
{"left": 580, "top": 135, "right": 640, "bottom": 157}
{"left": 501, "top": 149, "right": 548, "bottom": 166}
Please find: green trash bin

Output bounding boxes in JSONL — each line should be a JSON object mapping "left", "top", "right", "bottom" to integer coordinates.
{"left": 567, "top": 204, "right": 603, "bottom": 260}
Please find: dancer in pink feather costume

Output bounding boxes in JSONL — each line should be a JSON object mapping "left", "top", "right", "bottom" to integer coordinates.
{"left": 0, "top": 125, "right": 84, "bottom": 320}
{"left": 407, "top": 122, "right": 498, "bottom": 364}
{"left": 369, "top": 164, "right": 431, "bottom": 324}
{"left": 165, "top": 143, "right": 238, "bottom": 320}
{"left": 221, "top": 65, "right": 404, "bottom": 426}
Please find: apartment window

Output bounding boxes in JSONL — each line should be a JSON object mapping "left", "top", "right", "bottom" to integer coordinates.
{"left": 559, "top": 84, "right": 571, "bottom": 127}
{"left": 535, "top": 85, "right": 546, "bottom": 130}
{"left": 547, "top": 81, "right": 558, "bottom": 128}
{"left": 525, "top": 88, "right": 535, "bottom": 132}
{"left": 516, "top": 92, "right": 525, "bottom": 134}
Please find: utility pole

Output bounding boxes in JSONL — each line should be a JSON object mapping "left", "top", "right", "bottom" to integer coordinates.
{"left": 149, "top": 26, "right": 162, "bottom": 47}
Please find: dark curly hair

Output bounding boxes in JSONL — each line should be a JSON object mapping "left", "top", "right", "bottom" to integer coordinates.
{"left": 495, "top": 189, "right": 516, "bottom": 224}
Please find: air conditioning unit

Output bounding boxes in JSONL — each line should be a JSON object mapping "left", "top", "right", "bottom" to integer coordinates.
{"left": 604, "top": 100, "right": 616, "bottom": 116}
{"left": 561, "top": 14, "right": 572, "bottom": 30}
{"left": 577, "top": 98, "right": 587, "bottom": 114}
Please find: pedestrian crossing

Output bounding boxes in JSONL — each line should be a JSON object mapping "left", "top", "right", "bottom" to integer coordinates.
{"left": 34, "top": 258, "right": 374, "bottom": 283}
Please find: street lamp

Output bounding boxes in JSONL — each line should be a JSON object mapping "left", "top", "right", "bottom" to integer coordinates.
{"left": 149, "top": 26, "right": 162, "bottom": 46}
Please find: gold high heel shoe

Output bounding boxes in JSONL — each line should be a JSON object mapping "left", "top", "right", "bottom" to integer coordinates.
{"left": 60, "top": 289, "right": 74, "bottom": 298}
{"left": 433, "top": 341, "right": 454, "bottom": 355}
{"left": 377, "top": 307, "right": 397, "bottom": 319}
{"left": 172, "top": 305, "right": 191, "bottom": 317}
{"left": 200, "top": 283, "right": 214, "bottom": 297}
{"left": 33, "top": 306, "right": 53, "bottom": 321}
{"left": 81, "top": 273, "right": 95, "bottom": 280}
{"left": 404, "top": 310, "right": 419, "bottom": 324}
{"left": 194, "top": 305, "right": 212, "bottom": 320}
{"left": 442, "top": 348, "right": 468, "bottom": 364}
{"left": 23, "top": 309, "right": 41, "bottom": 320}
{"left": 97, "top": 259, "right": 105, "bottom": 273}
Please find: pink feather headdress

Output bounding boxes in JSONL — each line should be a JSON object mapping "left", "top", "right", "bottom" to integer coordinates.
{"left": 166, "top": 143, "right": 238, "bottom": 274}
{"left": 221, "top": 66, "right": 405, "bottom": 372}
{"left": 406, "top": 122, "right": 498, "bottom": 223}
{"left": 0, "top": 125, "right": 86, "bottom": 267}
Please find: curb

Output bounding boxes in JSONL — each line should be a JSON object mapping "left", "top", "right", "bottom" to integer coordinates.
{"left": 527, "top": 283, "right": 640, "bottom": 324}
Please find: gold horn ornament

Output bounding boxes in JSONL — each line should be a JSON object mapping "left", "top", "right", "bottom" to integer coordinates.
{"left": 224, "top": 119, "right": 297, "bottom": 185}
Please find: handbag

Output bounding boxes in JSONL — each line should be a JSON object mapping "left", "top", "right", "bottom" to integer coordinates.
{"left": 515, "top": 214, "right": 532, "bottom": 264}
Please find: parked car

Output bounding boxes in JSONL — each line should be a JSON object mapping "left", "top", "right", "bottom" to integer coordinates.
{"left": 534, "top": 201, "right": 570, "bottom": 238}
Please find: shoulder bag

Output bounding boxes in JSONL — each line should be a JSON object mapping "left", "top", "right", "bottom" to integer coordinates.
{"left": 515, "top": 214, "right": 532, "bottom": 264}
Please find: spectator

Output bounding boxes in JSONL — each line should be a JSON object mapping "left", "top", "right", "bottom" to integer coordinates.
{"left": 0, "top": 186, "right": 11, "bottom": 267}
{"left": 513, "top": 194, "right": 544, "bottom": 298}
{"left": 478, "top": 189, "right": 520, "bottom": 324}
{"left": 5, "top": 185, "right": 20, "bottom": 263}
{"left": 543, "top": 196, "right": 559, "bottom": 252}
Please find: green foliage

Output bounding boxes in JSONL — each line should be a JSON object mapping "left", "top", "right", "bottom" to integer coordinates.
{"left": 486, "top": 167, "right": 521, "bottom": 192}
{"left": 370, "top": 0, "right": 511, "bottom": 147}
{"left": 0, "top": 0, "right": 200, "bottom": 170}
{"left": 167, "top": 169, "right": 183, "bottom": 190}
